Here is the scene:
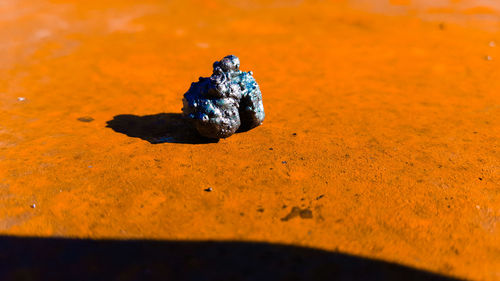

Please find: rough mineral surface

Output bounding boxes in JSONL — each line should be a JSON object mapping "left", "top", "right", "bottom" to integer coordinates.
{"left": 182, "top": 55, "right": 265, "bottom": 139}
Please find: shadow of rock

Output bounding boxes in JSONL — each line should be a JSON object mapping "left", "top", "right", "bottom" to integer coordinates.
{"left": 106, "top": 113, "right": 218, "bottom": 144}
{"left": 0, "top": 236, "right": 460, "bottom": 281}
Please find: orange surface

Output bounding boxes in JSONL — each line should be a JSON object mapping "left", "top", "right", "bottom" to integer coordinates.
{"left": 0, "top": 0, "right": 499, "bottom": 280}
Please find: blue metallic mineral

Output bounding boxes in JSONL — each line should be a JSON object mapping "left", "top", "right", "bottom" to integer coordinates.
{"left": 182, "top": 55, "right": 265, "bottom": 139}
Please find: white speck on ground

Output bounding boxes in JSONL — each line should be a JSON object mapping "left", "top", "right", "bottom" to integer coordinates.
{"left": 196, "top": 42, "right": 210, "bottom": 49}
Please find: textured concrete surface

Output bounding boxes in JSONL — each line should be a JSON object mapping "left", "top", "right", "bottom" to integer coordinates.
{"left": 0, "top": 0, "right": 499, "bottom": 280}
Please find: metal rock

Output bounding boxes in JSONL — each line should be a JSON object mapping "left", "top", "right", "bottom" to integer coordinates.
{"left": 182, "top": 55, "right": 265, "bottom": 139}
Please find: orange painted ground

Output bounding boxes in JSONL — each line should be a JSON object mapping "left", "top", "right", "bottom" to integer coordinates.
{"left": 0, "top": 0, "right": 499, "bottom": 280}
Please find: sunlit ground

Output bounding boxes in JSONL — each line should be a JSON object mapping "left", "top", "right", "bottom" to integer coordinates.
{"left": 0, "top": 0, "right": 499, "bottom": 280}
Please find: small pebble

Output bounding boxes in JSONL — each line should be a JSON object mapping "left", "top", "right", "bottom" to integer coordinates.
{"left": 476, "top": 205, "right": 480, "bottom": 210}
{"left": 204, "top": 187, "right": 213, "bottom": 192}
{"left": 17, "top": 97, "right": 26, "bottom": 101}
{"left": 485, "top": 56, "right": 492, "bottom": 61}
{"left": 30, "top": 204, "right": 36, "bottom": 208}
{"left": 489, "top": 41, "right": 496, "bottom": 47}
{"left": 281, "top": 161, "right": 287, "bottom": 164}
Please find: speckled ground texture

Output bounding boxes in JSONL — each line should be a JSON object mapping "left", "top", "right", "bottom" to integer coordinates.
{"left": 0, "top": 0, "right": 499, "bottom": 280}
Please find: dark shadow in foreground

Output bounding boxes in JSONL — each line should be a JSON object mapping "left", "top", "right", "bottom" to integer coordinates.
{"left": 0, "top": 236, "right": 460, "bottom": 281}
{"left": 106, "top": 113, "right": 219, "bottom": 144}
